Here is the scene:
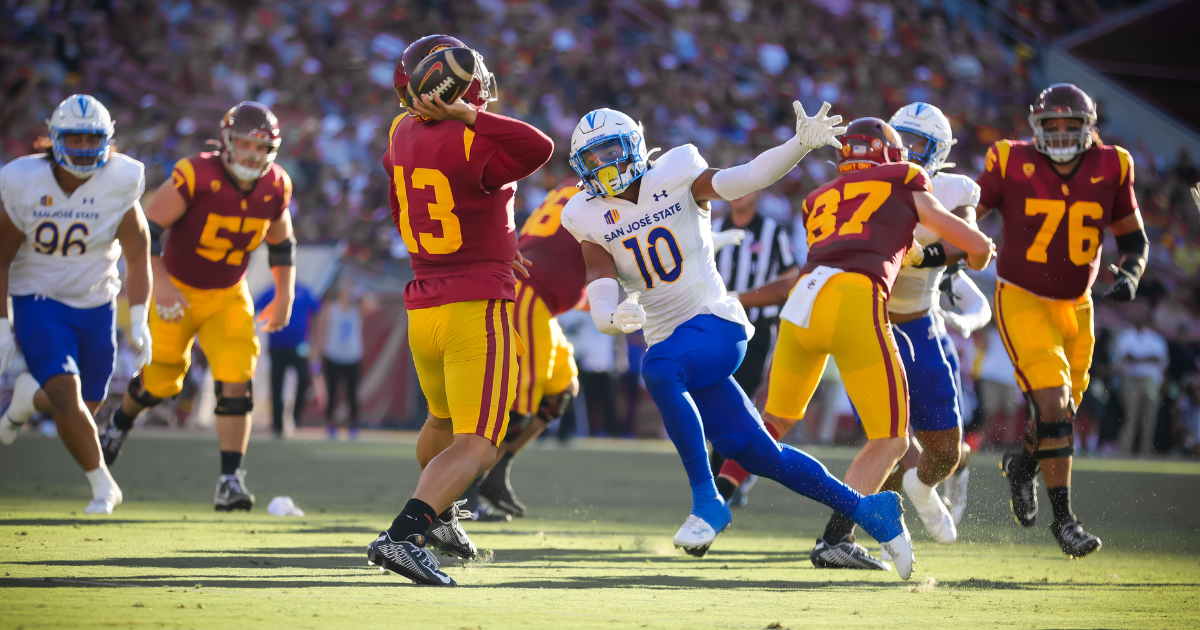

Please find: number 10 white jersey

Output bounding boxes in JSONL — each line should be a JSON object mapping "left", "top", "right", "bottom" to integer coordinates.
{"left": 561, "top": 144, "right": 752, "bottom": 346}
{"left": 0, "top": 153, "right": 144, "bottom": 308}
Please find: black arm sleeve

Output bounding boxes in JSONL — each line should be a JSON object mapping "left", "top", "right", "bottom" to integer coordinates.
{"left": 1114, "top": 229, "right": 1149, "bottom": 273}
{"left": 147, "top": 220, "right": 165, "bottom": 257}
{"left": 267, "top": 233, "right": 296, "bottom": 267}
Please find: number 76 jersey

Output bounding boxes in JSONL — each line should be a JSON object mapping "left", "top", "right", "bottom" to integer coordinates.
{"left": 977, "top": 140, "right": 1138, "bottom": 300}
{"left": 560, "top": 144, "right": 751, "bottom": 346}
{"left": 0, "top": 153, "right": 145, "bottom": 308}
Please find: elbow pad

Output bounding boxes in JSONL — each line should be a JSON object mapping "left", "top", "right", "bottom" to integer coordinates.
{"left": 586, "top": 278, "right": 622, "bottom": 335}
{"left": 268, "top": 234, "right": 297, "bottom": 267}
{"left": 147, "top": 221, "right": 165, "bottom": 257}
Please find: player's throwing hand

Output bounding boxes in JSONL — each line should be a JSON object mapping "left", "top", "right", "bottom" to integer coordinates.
{"left": 408, "top": 94, "right": 479, "bottom": 126}
{"left": 794, "top": 102, "right": 847, "bottom": 151}
{"left": 616, "top": 292, "right": 646, "bottom": 334}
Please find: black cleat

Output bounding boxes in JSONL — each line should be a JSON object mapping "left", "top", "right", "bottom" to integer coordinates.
{"left": 368, "top": 532, "right": 455, "bottom": 586}
{"left": 479, "top": 465, "right": 527, "bottom": 517}
{"left": 98, "top": 422, "right": 130, "bottom": 467}
{"left": 1052, "top": 520, "right": 1102, "bottom": 559}
{"left": 214, "top": 469, "right": 255, "bottom": 511}
{"left": 1000, "top": 453, "right": 1038, "bottom": 527}
{"left": 810, "top": 537, "right": 892, "bottom": 571}
{"left": 426, "top": 499, "right": 479, "bottom": 559}
{"left": 469, "top": 502, "right": 512, "bottom": 522}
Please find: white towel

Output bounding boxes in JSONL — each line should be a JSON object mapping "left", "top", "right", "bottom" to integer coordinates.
{"left": 780, "top": 266, "right": 844, "bottom": 329}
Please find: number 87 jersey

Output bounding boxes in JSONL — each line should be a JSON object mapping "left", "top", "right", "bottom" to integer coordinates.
{"left": 976, "top": 140, "right": 1138, "bottom": 300}
{"left": 0, "top": 152, "right": 145, "bottom": 308}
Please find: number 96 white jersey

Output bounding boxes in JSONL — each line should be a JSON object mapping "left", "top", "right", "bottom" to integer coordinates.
{"left": 561, "top": 144, "right": 752, "bottom": 345}
{"left": 0, "top": 153, "right": 144, "bottom": 308}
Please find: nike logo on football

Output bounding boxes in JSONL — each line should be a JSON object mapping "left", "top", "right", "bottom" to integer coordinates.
{"left": 1090, "top": 176, "right": 1104, "bottom": 183}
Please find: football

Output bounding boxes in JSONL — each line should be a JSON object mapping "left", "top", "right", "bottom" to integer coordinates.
{"left": 403, "top": 46, "right": 476, "bottom": 111}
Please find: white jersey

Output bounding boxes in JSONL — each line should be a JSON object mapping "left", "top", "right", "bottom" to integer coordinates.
{"left": 561, "top": 145, "right": 752, "bottom": 346}
{"left": 888, "top": 171, "right": 981, "bottom": 315}
{"left": 0, "top": 153, "right": 144, "bottom": 309}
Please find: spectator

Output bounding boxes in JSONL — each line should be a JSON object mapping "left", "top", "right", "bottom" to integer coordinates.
{"left": 313, "top": 287, "right": 376, "bottom": 440}
{"left": 1112, "top": 306, "right": 1170, "bottom": 456}
{"left": 256, "top": 283, "right": 321, "bottom": 438}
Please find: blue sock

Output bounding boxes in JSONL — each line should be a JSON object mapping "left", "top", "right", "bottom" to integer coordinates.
{"left": 691, "top": 480, "right": 731, "bottom": 531}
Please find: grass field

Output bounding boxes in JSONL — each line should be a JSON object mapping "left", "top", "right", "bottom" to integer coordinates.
{"left": 2, "top": 433, "right": 1199, "bottom": 629}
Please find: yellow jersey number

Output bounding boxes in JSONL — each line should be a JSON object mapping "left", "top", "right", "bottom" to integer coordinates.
{"left": 521, "top": 187, "right": 579, "bottom": 238}
{"left": 393, "top": 166, "right": 461, "bottom": 255}
{"left": 805, "top": 180, "right": 892, "bottom": 247}
{"left": 1023, "top": 199, "right": 1102, "bottom": 266}
{"left": 195, "top": 215, "right": 269, "bottom": 266}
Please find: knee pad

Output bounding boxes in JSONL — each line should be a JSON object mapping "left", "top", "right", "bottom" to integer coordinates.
{"left": 214, "top": 381, "right": 254, "bottom": 416}
{"left": 127, "top": 374, "right": 166, "bottom": 408}
{"left": 536, "top": 390, "right": 575, "bottom": 424}
{"left": 1034, "top": 419, "right": 1075, "bottom": 459}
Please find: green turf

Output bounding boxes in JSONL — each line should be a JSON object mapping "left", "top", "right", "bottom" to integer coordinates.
{"left": 2, "top": 433, "right": 1199, "bottom": 629}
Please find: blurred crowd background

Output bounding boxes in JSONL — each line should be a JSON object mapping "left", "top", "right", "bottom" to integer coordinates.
{"left": 2, "top": 0, "right": 1199, "bottom": 456}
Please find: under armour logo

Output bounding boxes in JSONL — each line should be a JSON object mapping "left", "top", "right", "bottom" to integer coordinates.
{"left": 652, "top": 190, "right": 669, "bottom": 202}
{"left": 62, "top": 356, "right": 79, "bottom": 374}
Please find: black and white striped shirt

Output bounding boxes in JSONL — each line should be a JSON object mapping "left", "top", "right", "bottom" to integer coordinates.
{"left": 713, "top": 213, "right": 796, "bottom": 325}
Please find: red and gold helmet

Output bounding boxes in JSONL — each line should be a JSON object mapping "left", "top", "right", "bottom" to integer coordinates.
{"left": 1028, "top": 83, "right": 1097, "bottom": 163}
{"left": 837, "top": 118, "right": 908, "bottom": 173}
{"left": 392, "top": 34, "right": 497, "bottom": 110}
{"left": 218, "top": 101, "right": 280, "bottom": 182}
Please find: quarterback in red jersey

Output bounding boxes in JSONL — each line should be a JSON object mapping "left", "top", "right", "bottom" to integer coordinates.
{"left": 738, "top": 118, "right": 994, "bottom": 570}
{"left": 979, "top": 84, "right": 1148, "bottom": 559}
{"left": 98, "top": 102, "right": 297, "bottom": 512}
{"left": 366, "top": 35, "right": 554, "bottom": 586}
{"left": 468, "top": 183, "right": 585, "bottom": 518}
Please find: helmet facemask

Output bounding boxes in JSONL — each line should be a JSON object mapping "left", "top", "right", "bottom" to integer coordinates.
{"left": 894, "top": 127, "right": 954, "bottom": 174}
{"left": 51, "top": 129, "right": 112, "bottom": 179}
{"left": 569, "top": 132, "right": 647, "bottom": 197}
{"left": 1030, "top": 114, "right": 1094, "bottom": 163}
{"left": 221, "top": 129, "right": 280, "bottom": 182}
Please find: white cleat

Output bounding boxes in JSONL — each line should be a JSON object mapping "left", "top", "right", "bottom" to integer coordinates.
{"left": 941, "top": 467, "right": 969, "bottom": 525}
{"left": 673, "top": 515, "right": 720, "bottom": 557}
{"left": 903, "top": 468, "right": 957, "bottom": 545}
{"left": 84, "top": 485, "right": 123, "bottom": 515}
{"left": 0, "top": 373, "right": 40, "bottom": 445}
{"left": 879, "top": 518, "right": 915, "bottom": 580}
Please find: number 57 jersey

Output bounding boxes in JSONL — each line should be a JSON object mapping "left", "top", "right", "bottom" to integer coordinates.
{"left": 977, "top": 140, "right": 1138, "bottom": 300}
{"left": 0, "top": 153, "right": 145, "bottom": 308}
{"left": 560, "top": 144, "right": 751, "bottom": 346}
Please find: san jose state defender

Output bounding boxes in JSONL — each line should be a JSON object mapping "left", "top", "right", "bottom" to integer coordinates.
{"left": 0, "top": 95, "right": 153, "bottom": 515}
{"left": 560, "top": 103, "right": 918, "bottom": 578}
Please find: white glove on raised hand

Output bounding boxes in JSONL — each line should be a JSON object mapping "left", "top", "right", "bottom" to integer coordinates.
{"left": 0, "top": 319, "right": 15, "bottom": 376}
{"left": 1191, "top": 183, "right": 1200, "bottom": 211}
{"left": 793, "top": 101, "right": 847, "bottom": 151}
{"left": 128, "top": 304, "right": 153, "bottom": 367}
{"left": 940, "top": 309, "right": 972, "bottom": 338}
{"left": 616, "top": 292, "right": 647, "bottom": 334}
{"left": 711, "top": 229, "right": 746, "bottom": 251}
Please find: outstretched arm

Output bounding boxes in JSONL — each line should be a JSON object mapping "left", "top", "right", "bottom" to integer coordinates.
{"left": 738, "top": 268, "right": 801, "bottom": 309}
{"left": 913, "top": 191, "right": 994, "bottom": 271}
{"left": 691, "top": 102, "right": 846, "bottom": 203}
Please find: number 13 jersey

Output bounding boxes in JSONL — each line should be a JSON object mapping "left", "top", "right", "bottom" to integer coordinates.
{"left": 560, "top": 144, "right": 751, "bottom": 346}
{"left": 976, "top": 140, "right": 1138, "bottom": 300}
{"left": 0, "top": 153, "right": 145, "bottom": 308}
{"left": 164, "top": 152, "right": 291, "bottom": 289}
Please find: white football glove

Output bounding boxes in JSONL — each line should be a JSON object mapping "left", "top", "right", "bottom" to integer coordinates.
{"left": 1191, "top": 183, "right": 1199, "bottom": 211}
{"left": 941, "top": 309, "right": 972, "bottom": 338}
{"left": 156, "top": 301, "right": 184, "bottom": 322}
{"left": 0, "top": 318, "right": 15, "bottom": 376}
{"left": 128, "top": 304, "right": 153, "bottom": 367}
{"left": 902, "top": 239, "right": 924, "bottom": 267}
{"left": 616, "top": 292, "right": 646, "bottom": 334}
{"left": 711, "top": 229, "right": 746, "bottom": 251}
{"left": 793, "top": 101, "right": 847, "bottom": 151}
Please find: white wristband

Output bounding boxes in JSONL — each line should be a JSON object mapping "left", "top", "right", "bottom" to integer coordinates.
{"left": 130, "top": 304, "right": 148, "bottom": 326}
{"left": 0, "top": 318, "right": 9, "bottom": 336}
{"left": 586, "top": 278, "right": 622, "bottom": 335}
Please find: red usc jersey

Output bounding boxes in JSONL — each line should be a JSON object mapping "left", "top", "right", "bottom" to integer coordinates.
{"left": 977, "top": 141, "right": 1138, "bottom": 300}
{"left": 384, "top": 111, "right": 553, "bottom": 310}
{"left": 164, "top": 153, "right": 290, "bottom": 289}
{"left": 517, "top": 184, "right": 586, "bottom": 315}
{"left": 800, "top": 162, "right": 929, "bottom": 296}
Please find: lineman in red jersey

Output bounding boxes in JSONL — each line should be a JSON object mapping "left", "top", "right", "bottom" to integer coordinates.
{"left": 469, "top": 183, "right": 584, "bottom": 518}
{"left": 98, "top": 102, "right": 298, "bottom": 511}
{"left": 367, "top": 36, "right": 554, "bottom": 586}
{"left": 738, "top": 119, "right": 994, "bottom": 570}
{"left": 980, "top": 84, "right": 1148, "bottom": 558}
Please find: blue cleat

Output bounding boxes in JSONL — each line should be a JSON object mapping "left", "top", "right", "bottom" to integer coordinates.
{"left": 852, "top": 491, "right": 914, "bottom": 579}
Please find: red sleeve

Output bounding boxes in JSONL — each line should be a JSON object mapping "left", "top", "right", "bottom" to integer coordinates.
{"left": 474, "top": 111, "right": 555, "bottom": 190}
{"left": 1112, "top": 146, "right": 1139, "bottom": 221}
{"left": 976, "top": 143, "right": 1005, "bottom": 210}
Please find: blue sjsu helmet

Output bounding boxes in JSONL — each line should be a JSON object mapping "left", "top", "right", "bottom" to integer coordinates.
{"left": 47, "top": 94, "right": 114, "bottom": 179}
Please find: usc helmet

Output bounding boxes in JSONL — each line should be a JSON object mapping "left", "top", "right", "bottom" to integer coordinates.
{"left": 219, "top": 101, "right": 281, "bottom": 182}
{"left": 1028, "top": 84, "right": 1097, "bottom": 163}
{"left": 392, "top": 34, "right": 497, "bottom": 111}
{"left": 837, "top": 118, "right": 908, "bottom": 173}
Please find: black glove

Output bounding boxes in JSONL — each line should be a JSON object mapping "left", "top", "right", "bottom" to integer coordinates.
{"left": 912, "top": 242, "right": 947, "bottom": 269}
{"left": 1105, "top": 263, "right": 1139, "bottom": 302}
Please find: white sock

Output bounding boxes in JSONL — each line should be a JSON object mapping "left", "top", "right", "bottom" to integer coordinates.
{"left": 903, "top": 468, "right": 938, "bottom": 506}
{"left": 85, "top": 465, "right": 115, "bottom": 499}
